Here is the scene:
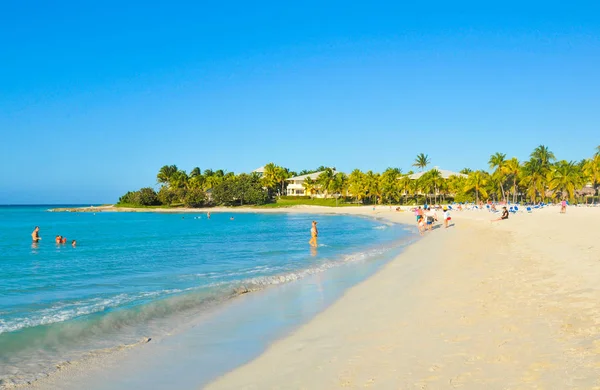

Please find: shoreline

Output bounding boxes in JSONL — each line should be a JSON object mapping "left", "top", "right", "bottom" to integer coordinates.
{"left": 207, "top": 206, "right": 600, "bottom": 388}
{"left": 3, "top": 208, "right": 418, "bottom": 389}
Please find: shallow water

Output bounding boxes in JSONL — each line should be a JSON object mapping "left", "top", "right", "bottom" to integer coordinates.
{"left": 0, "top": 206, "right": 412, "bottom": 384}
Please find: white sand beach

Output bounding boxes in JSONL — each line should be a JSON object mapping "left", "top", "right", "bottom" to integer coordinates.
{"left": 207, "top": 205, "right": 600, "bottom": 389}
{"left": 18, "top": 205, "right": 600, "bottom": 389}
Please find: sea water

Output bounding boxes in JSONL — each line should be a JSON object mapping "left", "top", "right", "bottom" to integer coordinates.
{"left": 0, "top": 206, "right": 413, "bottom": 385}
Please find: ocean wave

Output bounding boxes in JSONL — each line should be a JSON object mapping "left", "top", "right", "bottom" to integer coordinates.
{"left": 373, "top": 225, "right": 387, "bottom": 230}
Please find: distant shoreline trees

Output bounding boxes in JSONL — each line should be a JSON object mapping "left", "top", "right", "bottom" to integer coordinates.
{"left": 117, "top": 145, "right": 600, "bottom": 207}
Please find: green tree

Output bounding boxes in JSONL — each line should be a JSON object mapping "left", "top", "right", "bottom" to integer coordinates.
{"left": 412, "top": 153, "right": 430, "bottom": 172}
{"left": 583, "top": 154, "right": 600, "bottom": 197}
{"left": 548, "top": 160, "right": 583, "bottom": 201}
{"left": 502, "top": 157, "right": 520, "bottom": 203}
{"left": 380, "top": 168, "right": 401, "bottom": 204}
{"left": 520, "top": 159, "right": 546, "bottom": 202}
{"left": 302, "top": 177, "right": 317, "bottom": 198}
{"left": 157, "top": 165, "right": 178, "bottom": 186}
{"left": 460, "top": 168, "right": 473, "bottom": 175}
{"left": 316, "top": 168, "right": 335, "bottom": 198}
{"left": 183, "top": 188, "right": 206, "bottom": 207}
{"left": 464, "top": 171, "right": 489, "bottom": 203}
{"left": 489, "top": 152, "right": 507, "bottom": 202}
{"left": 348, "top": 169, "right": 366, "bottom": 203}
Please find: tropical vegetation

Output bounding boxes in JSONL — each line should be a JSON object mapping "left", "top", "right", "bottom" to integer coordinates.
{"left": 117, "top": 145, "right": 600, "bottom": 207}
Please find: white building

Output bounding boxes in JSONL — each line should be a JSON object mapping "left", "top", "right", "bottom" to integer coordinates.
{"left": 252, "top": 166, "right": 265, "bottom": 177}
{"left": 286, "top": 170, "right": 339, "bottom": 197}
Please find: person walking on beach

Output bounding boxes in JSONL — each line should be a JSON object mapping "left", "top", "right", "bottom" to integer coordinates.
{"left": 443, "top": 208, "right": 451, "bottom": 228}
{"left": 309, "top": 221, "right": 318, "bottom": 247}
{"left": 425, "top": 207, "right": 437, "bottom": 231}
{"left": 31, "top": 226, "right": 41, "bottom": 242}
{"left": 560, "top": 199, "right": 567, "bottom": 214}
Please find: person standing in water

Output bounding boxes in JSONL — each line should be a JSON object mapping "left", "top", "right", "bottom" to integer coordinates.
{"left": 31, "top": 226, "right": 41, "bottom": 242}
{"left": 207, "top": 211, "right": 211, "bottom": 219}
{"left": 309, "top": 221, "right": 318, "bottom": 247}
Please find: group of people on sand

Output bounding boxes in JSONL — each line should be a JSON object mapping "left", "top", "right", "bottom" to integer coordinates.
{"left": 31, "top": 226, "right": 76, "bottom": 247}
{"left": 414, "top": 206, "right": 453, "bottom": 236}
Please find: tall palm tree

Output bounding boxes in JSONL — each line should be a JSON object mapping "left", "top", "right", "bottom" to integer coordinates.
{"left": 531, "top": 145, "right": 556, "bottom": 167}
{"left": 596, "top": 145, "right": 600, "bottom": 157}
{"left": 302, "top": 177, "right": 316, "bottom": 198}
{"left": 464, "top": 171, "right": 489, "bottom": 203}
{"left": 520, "top": 159, "right": 545, "bottom": 202}
{"left": 549, "top": 160, "right": 583, "bottom": 200}
{"left": 426, "top": 168, "right": 444, "bottom": 204}
{"left": 412, "top": 153, "right": 430, "bottom": 172}
{"left": 261, "top": 163, "right": 279, "bottom": 196}
{"left": 489, "top": 152, "right": 507, "bottom": 202}
{"left": 398, "top": 174, "right": 412, "bottom": 205}
{"left": 316, "top": 168, "right": 335, "bottom": 198}
{"left": 190, "top": 167, "right": 201, "bottom": 178}
{"left": 348, "top": 169, "right": 366, "bottom": 203}
{"left": 460, "top": 168, "right": 473, "bottom": 175}
{"left": 364, "top": 171, "right": 381, "bottom": 204}
{"left": 502, "top": 157, "right": 520, "bottom": 203}
{"left": 274, "top": 166, "right": 291, "bottom": 196}
{"left": 380, "top": 167, "right": 401, "bottom": 204}
{"left": 583, "top": 154, "right": 600, "bottom": 197}
{"left": 157, "top": 165, "right": 179, "bottom": 187}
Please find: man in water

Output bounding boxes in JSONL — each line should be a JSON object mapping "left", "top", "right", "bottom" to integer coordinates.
{"left": 309, "top": 220, "right": 318, "bottom": 247}
{"left": 31, "top": 226, "right": 41, "bottom": 242}
{"left": 71, "top": 240, "right": 77, "bottom": 247}
{"left": 55, "top": 235, "right": 62, "bottom": 244}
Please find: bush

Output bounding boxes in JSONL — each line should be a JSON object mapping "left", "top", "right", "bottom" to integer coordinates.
{"left": 158, "top": 186, "right": 178, "bottom": 206}
{"left": 279, "top": 195, "right": 311, "bottom": 200}
{"left": 136, "top": 187, "right": 161, "bottom": 206}
{"left": 184, "top": 188, "right": 206, "bottom": 208}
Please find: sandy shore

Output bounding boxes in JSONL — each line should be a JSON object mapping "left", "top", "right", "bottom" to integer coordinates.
{"left": 206, "top": 205, "right": 600, "bottom": 389}
{"left": 16, "top": 205, "right": 600, "bottom": 389}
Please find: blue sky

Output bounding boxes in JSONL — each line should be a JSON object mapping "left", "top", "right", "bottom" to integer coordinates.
{"left": 1, "top": 1, "right": 599, "bottom": 204}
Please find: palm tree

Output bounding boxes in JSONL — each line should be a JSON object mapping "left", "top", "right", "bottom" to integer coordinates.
{"left": 531, "top": 145, "right": 556, "bottom": 168}
{"left": 398, "top": 174, "right": 412, "bottom": 204}
{"left": 412, "top": 153, "right": 430, "bottom": 172}
{"left": 549, "top": 160, "right": 583, "bottom": 200}
{"left": 423, "top": 168, "right": 444, "bottom": 204}
{"left": 261, "top": 163, "right": 279, "bottom": 196}
{"left": 190, "top": 167, "right": 201, "bottom": 178}
{"left": 380, "top": 168, "right": 401, "bottom": 204}
{"left": 583, "top": 154, "right": 600, "bottom": 197}
{"left": 348, "top": 169, "right": 366, "bottom": 203}
{"left": 520, "top": 159, "right": 545, "bottom": 202}
{"left": 596, "top": 145, "right": 600, "bottom": 157}
{"left": 364, "top": 171, "right": 381, "bottom": 204}
{"left": 274, "top": 166, "right": 291, "bottom": 196}
{"left": 460, "top": 168, "right": 473, "bottom": 175}
{"left": 464, "top": 171, "right": 489, "bottom": 203}
{"left": 330, "top": 173, "right": 348, "bottom": 205}
{"left": 302, "top": 177, "right": 316, "bottom": 198}
{"left": 502, "top": 157, "right": 520, "bottom": 203}
{"left": 316, "top": 168, "right": 335, "bottom": 198}
{"left": 489, "top": 152, "right": 507, "bottom": 202}
{"left": 157, "top": 165, "right": 179, "bottom": 186}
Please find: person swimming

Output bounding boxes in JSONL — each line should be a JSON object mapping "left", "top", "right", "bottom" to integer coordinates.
{"left": 71, "top": 240, "right": 76, "bottom": 247}
{"left": 61, "top": 237, "right": 67, "bottom": 244}
{"left": 31, "top": 226, "right": 41, "bottom": 242}
{"left": 55, "top": 235, "right": 62, "bottom": 244}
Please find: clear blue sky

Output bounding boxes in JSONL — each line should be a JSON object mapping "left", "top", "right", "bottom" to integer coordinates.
{"left": 1, "top": 1, "right": 599, "bottom": 204}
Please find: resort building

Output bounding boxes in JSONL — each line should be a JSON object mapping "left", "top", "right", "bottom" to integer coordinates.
{"left": 252, "top": 166, "right": 265, "bottom": 177}
{"left": 285, "top": 170, "right": 339, "bottom": 198}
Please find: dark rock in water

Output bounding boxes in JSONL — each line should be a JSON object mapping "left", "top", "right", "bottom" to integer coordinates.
{"left": 233, "top": 286, "right": 251, "bottom": 295}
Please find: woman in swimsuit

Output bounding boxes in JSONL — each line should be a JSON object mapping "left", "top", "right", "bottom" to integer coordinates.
{"left": 309, "top": 221, "right": 318, "bottom": 247}
{"left": 492, "top": 207, "right": 509, "bottom": 222}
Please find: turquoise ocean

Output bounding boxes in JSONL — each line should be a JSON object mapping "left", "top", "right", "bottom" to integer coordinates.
{"left": 0, "top": 205, "right": 414, "bottom": 385}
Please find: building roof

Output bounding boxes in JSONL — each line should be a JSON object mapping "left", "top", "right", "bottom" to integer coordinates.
{"left": 252, "top": 166, "right": 265, "bottom": 173}
{"left": 287, "top": 170, "right": 339, "bottom": 182}
{"left": 408, "top": 167, "right": 467, "bottom": 180}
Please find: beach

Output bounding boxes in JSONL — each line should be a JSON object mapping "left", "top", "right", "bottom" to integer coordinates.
{"left": 206, "top": 205, "right": 600, "bottom": 389}
{"left": 10, "top": 205, "right": 600, "bottom": 389}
